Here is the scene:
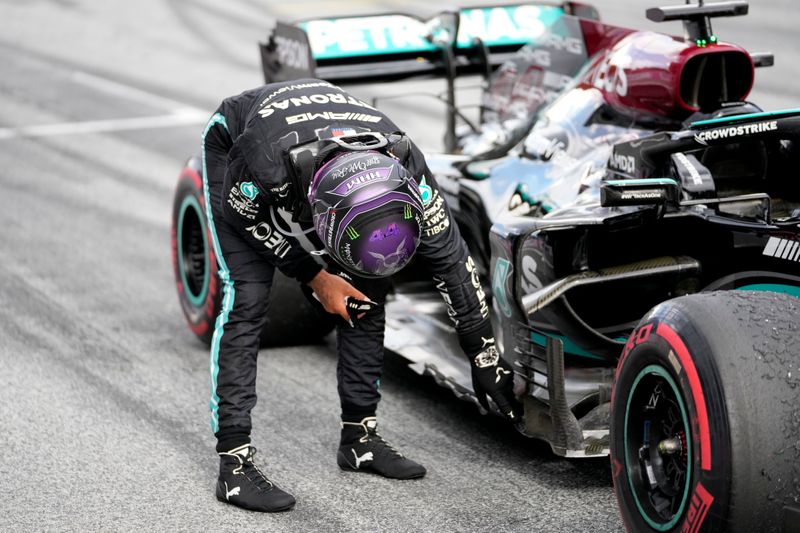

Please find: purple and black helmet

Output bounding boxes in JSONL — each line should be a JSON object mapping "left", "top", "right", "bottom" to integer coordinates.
{"left": 308, "top": 150, "right": 424, "bottom": 278}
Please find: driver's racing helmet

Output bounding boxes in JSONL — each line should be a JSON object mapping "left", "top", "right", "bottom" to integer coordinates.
{"left": 308, "top": 148, "right": 424, "bottom": 278}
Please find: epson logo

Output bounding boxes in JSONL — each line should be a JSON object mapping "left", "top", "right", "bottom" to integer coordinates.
{"left": 609, "top": 153, "right": 636, "bottom": 174}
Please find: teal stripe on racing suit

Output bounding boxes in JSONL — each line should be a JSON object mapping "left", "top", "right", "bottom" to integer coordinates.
{"left": 201, "top": 112, "right": 232, "bottom": 434}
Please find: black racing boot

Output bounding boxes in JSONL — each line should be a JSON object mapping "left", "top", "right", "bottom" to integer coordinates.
{"left": 216, "top": 444, "right": 296, "bottom": 512}
{"left": 337, "top": 417, "right": 426, "bottom": 479}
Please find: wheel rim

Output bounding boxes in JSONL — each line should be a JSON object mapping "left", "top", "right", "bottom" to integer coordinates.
{"left": 177, "top": 196, "right": 210, "bottom": 307}
{"left": 624, "top": 364, "right": 692, "bottom": 531}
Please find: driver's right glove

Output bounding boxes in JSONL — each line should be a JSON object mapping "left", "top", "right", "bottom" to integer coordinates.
{"left": 470, "top": 346, "right": 523, "bottom": 423}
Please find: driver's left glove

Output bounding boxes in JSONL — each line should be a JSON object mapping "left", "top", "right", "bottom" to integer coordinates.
{"left": 470, "top": 346, "right": 523, "bottom": 423}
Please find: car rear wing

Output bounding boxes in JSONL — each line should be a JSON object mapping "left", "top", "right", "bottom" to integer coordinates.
{"left": 259, "top": 2, "right": 599, "bottom": 84}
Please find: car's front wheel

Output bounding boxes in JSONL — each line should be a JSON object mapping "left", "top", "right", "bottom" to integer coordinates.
{"left": 611, "top": 290, "right": 800, "bottom": 532}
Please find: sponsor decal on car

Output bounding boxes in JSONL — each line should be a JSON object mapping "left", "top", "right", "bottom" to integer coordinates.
{"left": 762, "top": 236, "right": 800, "bottom": 262}
{"left": 693, "top": 120, "right": 777, "bottom": 145}
{"left": 517, "top": 46, "right": 552, "bottom": 67}
{"left": 592, "top": 61, "right": 628, "bottom": 97}
{"left": 673, "top": 153, "right": 704, "bottom": 185}
{"left": 300, "top": 6, "right": 564, "bottom": 60}
{"left": 668, "top": 349, "right": 683, "bottom": 376}
{"left": 492, "top": 258, "right": 514, "bottom": 318}
{"left": 274, "top": 34, "right": 311, "bottom": 71}
{"left": 531, "top": 31, "right": 584, "bottom": 55}
{"left": 680, "top": 482, "right": 714, "bottom": 533}
{"left": 608, "top": 152, "right": 636, "bottom": 174}
{"left": 456, "top": 6, "right": 563, "bottom": 49}
{"left": 520, "top": 255, "right": 543, "bottom": 294}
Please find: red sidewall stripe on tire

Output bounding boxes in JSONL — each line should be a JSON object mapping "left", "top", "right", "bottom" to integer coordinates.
{"left": 656, "top": 322, "right": 712, "bottom": 471}
{"left": 176, "top": 166, "right": 217, "bottom": 337}
{"left": 182, "top": 167, "right": 203, "bottom": 190}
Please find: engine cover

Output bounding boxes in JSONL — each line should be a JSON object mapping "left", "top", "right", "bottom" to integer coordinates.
{"left": 580, "top": 31, "right": 754, "bottom": 122}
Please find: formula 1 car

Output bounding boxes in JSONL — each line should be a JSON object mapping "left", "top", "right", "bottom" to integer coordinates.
{"left": 171, "top": 1, "right": 800, "bottom": 530}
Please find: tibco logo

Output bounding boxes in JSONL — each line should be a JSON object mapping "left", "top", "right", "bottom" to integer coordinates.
{"left": 246, "top": 222, "right": 291, "bottom": 258}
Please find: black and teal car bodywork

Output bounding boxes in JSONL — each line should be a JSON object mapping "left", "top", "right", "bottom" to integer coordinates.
{"left": 487, "top": 108, "right": 800, "bottom": 456}
{"left": 255, "top": 2, "right": 799, "bottom": 459}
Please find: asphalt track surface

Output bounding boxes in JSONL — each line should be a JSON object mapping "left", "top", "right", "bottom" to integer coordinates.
{"left": 1, "top": 1, "right": 797, "bottom": 531}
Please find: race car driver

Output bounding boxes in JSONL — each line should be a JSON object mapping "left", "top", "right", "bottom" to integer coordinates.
{"left": 202, "top": 78, "right": 521, "bottom": 513}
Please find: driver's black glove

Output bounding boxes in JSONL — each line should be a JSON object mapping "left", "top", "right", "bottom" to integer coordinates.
{"left": 470, "top": 346, "right": 523, "bottom": 423}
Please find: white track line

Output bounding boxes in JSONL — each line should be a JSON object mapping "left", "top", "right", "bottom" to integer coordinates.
{"left": 0, "top": 109, "right": 209, "bottom": 140}
{"left": 70, "top": 71, "right": 205, "bottom": 114}
{"left": 0, "top": 69, "right": 211, "bottom": 140}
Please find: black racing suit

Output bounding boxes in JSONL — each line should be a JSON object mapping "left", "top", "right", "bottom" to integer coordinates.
{"left": 202, "top": 79, "right": 498, "bottom": 452}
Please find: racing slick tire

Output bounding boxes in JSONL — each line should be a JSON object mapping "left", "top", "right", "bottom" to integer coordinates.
{"left": 171, "top": 160, "right": 334, "bottom": 347}
{"left": 610, "top": 291, "right": 800, "bottom": 533}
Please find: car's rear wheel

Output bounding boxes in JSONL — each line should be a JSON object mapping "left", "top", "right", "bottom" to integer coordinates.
{"left": 611, "top": 290, "right": 800, "bottom": 532}
{"left": 171, "top": 158, "right": 334, "bottom": 347}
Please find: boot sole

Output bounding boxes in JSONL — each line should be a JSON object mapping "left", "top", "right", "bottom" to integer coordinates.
{"left": 216, "top": 481, "right": 296, "bottom": 513}
{"left": 216, "top": 493, "right": 296, "bottom": 512}
{"left": 336, "top": 450, "right": 426, "bottom": 480}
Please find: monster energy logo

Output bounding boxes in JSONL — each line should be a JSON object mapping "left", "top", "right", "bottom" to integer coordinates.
{"left": 346, "top": 227, "right": 360, "bottom": 240}
{"left": 403, "top": 204, "right": 413, "bottom": 220}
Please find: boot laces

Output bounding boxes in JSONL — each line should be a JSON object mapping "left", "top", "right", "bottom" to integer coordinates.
{"left": 365, "top": 427, "right": 404, "bottom": 458}
{"left": 240, "top": 447, "right": 274, "bottom": 490}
